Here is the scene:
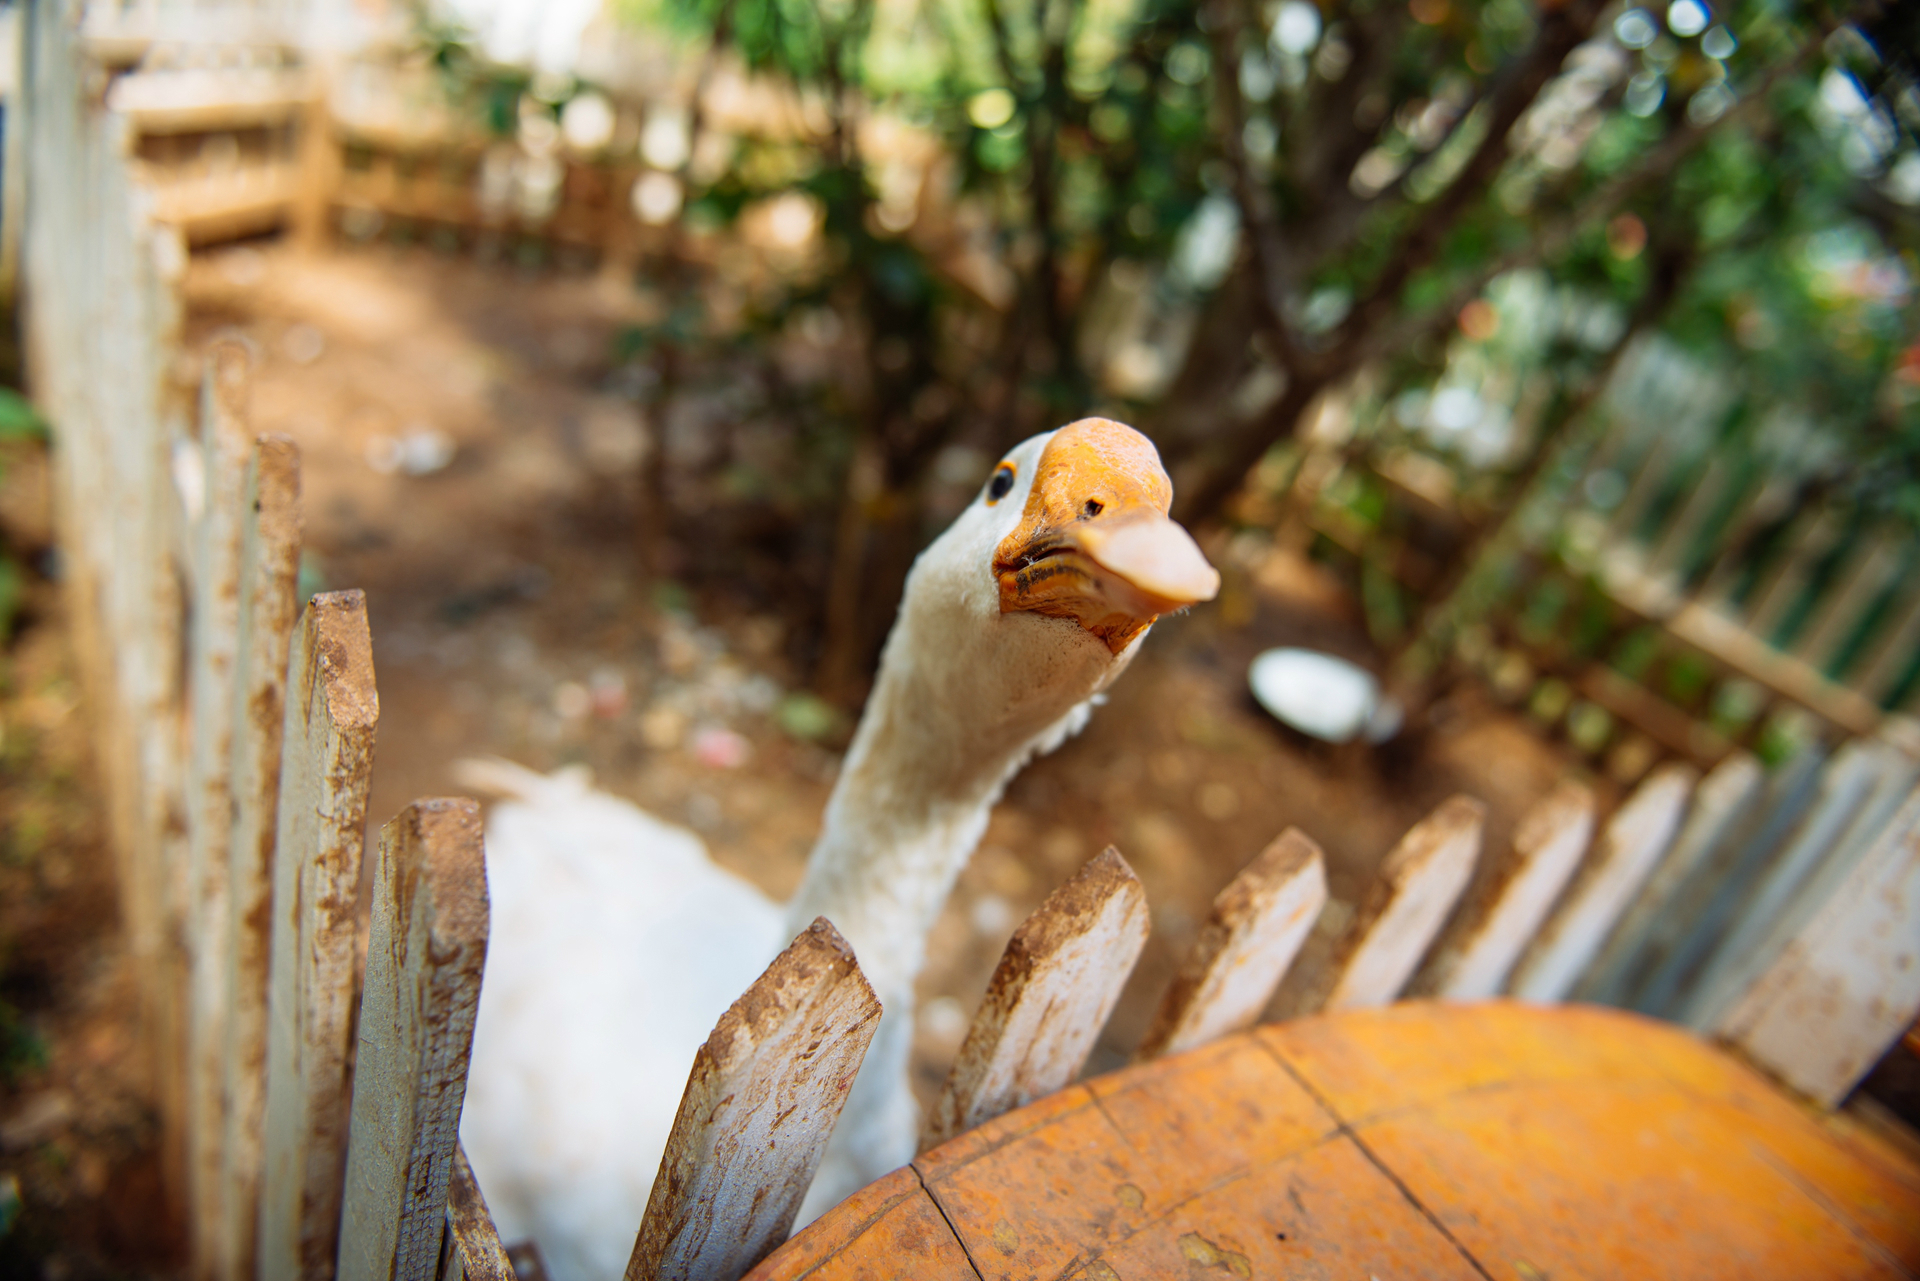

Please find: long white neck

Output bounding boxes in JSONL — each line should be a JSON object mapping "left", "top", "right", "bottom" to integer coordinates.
{"left": 782, "top": 543, "right": 1139, "bottom": 1011}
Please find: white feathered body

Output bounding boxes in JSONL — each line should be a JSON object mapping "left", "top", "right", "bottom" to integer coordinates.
{"left": 460, "top": 769, "right": 786, "bottom": 1281}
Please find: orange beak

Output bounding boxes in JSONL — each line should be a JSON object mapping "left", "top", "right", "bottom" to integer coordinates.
{"left": 993, "top": 419, "right": 1220, "bottom": 653}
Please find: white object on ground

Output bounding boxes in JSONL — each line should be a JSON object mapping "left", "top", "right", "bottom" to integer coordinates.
{"left": 1248, "top": 647, "right": 1399, "bottom": 743}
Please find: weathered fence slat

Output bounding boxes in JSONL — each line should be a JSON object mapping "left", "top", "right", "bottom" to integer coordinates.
{"left": 337, "top": 799, "right": 490, "bottom": 1281}
{"left": 1744, "top": 506, "right": 1842, "bottom": 641}
{"left": 259, "top": 591, "right": 379, "bottom": 1281}
{"left": 924, "top": 848, "right": 1150, "bottom": 1148}
{"left": 1679, "top": 739, "right": 1920, "bottom": 1031}
{"left": 1322, "top": 796, "right": 1485, "bottom": 1011}
{"left": 1137, "top": 829, "right": 1326, "bottom": 1060}
{"left": 1791, "top": 530, "right": 1902, "bottom": 673}
{"left": 438, "top": 1145, "right": 514, "bottom": 1281}
{"left": 1575, "top": 751, "right": 1762, "bottom": 1007}
{"left": 1854, "top": 586, "right": 1920, "bottom": 703}
{"left": 1432, "top": 782, "right": 1595, "bottom": 1001}
{"left": 1717, "top": 787, "right": 1920, "bottom": 1106}
{"left": 625, "top": 918, "right": 881, "bottom": 1281}
{"left": 1628, "top": 746, "right": 1828, "bottom": 1020}
{"left": 219, "top": 434, "right": 304, "bottom": 1281}
{"left": 1510, "top": 763, "right": 1696, "bottom": 1003}
{"left": 184, "top": 344, "right": 255, "bottom": 1277}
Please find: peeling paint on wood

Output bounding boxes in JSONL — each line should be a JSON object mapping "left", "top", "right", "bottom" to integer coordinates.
{"left": 1432, "top": 783, "right": 1595, "bottom": 1002}
{"left": 185, "top": 342, "right": 255, "bottom": 1280}
{"left": 1719, "top": 786, "right": 1920, "bottom": 1106}
{"left": 338, "top": 800, "right": 490, "bottom": 1281}
{"left": 1575, "top": 752, "right": 1762, "bottom": 1006}
{"left": 219, "top": 434, "right": 304, "bottom": 1281}
{"left": 1511, "top": 764, "right": 1696, "bottom": 1003}
{"left": 258, "top": 593, "right": 379, "bottom": 1281}
{"left": 925, "top": 848, "right": 1151, "bottom": 1147}
{"left": 626, "top": 918, "right": 882, "bottom": 1281}
{"left": 438, "top": 1145, "right": 514, "bottom": 1281}
{"left": 1138, "top": 829, "right": 1325, "bottom": 1060}
{"left": 1323, "top": 797, "right": 1485, "bottom": 1012}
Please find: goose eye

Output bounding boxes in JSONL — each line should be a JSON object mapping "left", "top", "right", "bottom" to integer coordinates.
{"left": 986, "top": 464, "right": 1016, "bottom": 503}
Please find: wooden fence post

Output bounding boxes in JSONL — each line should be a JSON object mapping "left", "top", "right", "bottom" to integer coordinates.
{"left": 219, "top": 436, "right": 304, "bottom": 1281}
{"left": 1717, "top": 787, "right": 1920, "bottom": 1106}
{"left": 439, "top": 1145, "right": 514, "bottom": 1281}
{"left": 923, "top": 848, "right": 1150, "bottom": 1149}
{"left": 259, "top": 592, "right": 379, "bottom": 1281}
{"left": 1574, "top": 751, "right": 1762, "bottom": 1006}
{"left": 1137, "top": 829, "right": 1325, "bottom": 1060}
{"left": 337, "top": 800, "right": 489, "bottom": 1281}
{"left": 1430, "top": 782, "right": 1595, "bottom": 1001}
{"left": 625, "top": 918, "right": 881, "bottom": 1281}
{"left": 1322, "top": 796, "right": 1484, "bottom": 1011}
{"left": 1627, "top": 746, "right": 1828, "bottom": 1020}
{"left": 1678, "top": 738, "right": 1919, "bottom": 1030}
{"left": 184, "top": 343, "right": 255, "bottom": 1279}
{"left": 1510, "top": 763, "right": 1696, "bottom": 1003}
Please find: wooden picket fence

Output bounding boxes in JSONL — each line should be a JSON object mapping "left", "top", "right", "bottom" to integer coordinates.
{"left": 1288, "top": 336, "right": 1919, "bottom": 780}
{"left": 36, "top": 330, "right": 1920, "bottom": 1281}
{"left": 22, "top": 6, "right": 1920, "bottom": 1281}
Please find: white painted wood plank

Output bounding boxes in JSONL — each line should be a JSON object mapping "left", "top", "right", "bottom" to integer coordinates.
{"left": 1137, "top": 829, "right": 1326, "bottom": 1059}
{"left": 1630, "top": 746, "right": 1828, "bottom": 1020}
{"left": 1680, "top": 738, "right": 1920, "bottom": 1031}
{"left": 259, "top": 592, "right": 380, "bottom": 1281}
{"left": 1791, "top": 530, "right": 1902, "bottom": 673}
{"left": 1575, "top": 751, "right": 1763, "bottom": 1006}
{"left": 1719, "top": 787, "right": 1920, "bottom": 1106}
{"left": 438, "top": 1144, "right": 513, "bottom": 1281}
{"left": 625, "top": 918, "right": 882, "bottom": 1281}
{"left": 185, "top": 343, "right": 254, "bottom": 1278}
{"left": 1433, "top": 782, "right": 1596, "bottom": 1001}
{"left": 924, "top": 848, "right": 1150, "bottom": 1147}
{"left": 218, "top": 435, "right": 304, "bottom": 1281}
{"left": 337, "top": 799, "right": 490, "bottom": 1281}
{"left": 1854, "top": 587, "right": 1920, "bottom": 702}
{"left": 1323, "top": 796, "right": 1485, "bottom": 1011}
{"left": 1511, "top": 763, "right": 1697, "bottom": 1003}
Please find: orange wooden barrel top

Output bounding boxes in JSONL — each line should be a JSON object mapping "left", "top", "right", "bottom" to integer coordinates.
{"left": 750, "top": 1001, "right": 1920, "bottom": 1281}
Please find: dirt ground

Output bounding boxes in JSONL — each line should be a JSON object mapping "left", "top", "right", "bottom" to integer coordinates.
{"left": 0, "top": 237, "right": 1593, "bottom": 1277}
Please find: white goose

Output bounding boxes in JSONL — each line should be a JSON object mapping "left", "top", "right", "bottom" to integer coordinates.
{"left": 458, "top": 418, "right": 1219, "bottom": 1281}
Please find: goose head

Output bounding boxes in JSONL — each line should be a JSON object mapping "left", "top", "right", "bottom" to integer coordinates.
{"left": 875, "top": 417, "right": 1220, "bottom": 774}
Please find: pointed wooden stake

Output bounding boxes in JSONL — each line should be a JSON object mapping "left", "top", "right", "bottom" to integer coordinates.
{"left": 437, "top": 1145, "right": 514, "bottom": 1281}
{"left": 626, "top": 918, "right": 881, "bottom": 1281}
{"left": 1511, "top": 763, "right": 1696, "bottom": 1003}
{"left": 1138, "top": 829, "right": 1326, "bottom": 1060}
{"left": 337, "top": 800, "right": 490, "bottom": 1281}
{"left": 258, "top": 592, "right": 379, "bottom": 1281}
{"left": 1323, "top": 796, "right": 1485, "bottom": 1012}
{"left": 1718, "top": 787, "right": 1920, "bottom": 1106}
{"left": 924, "top": 848, "right": 1151, "bottom": 1149}
{"left": 1575, "top": 751, "right": 1762, "bottom": 1006}
{"left": 1432, "top": 783, "right": 1596, "bottom": 1001}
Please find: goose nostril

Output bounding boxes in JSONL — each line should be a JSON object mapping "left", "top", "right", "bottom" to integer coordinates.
{"left": 1082, "top": 499, "right": 1104, "bottom": 519}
